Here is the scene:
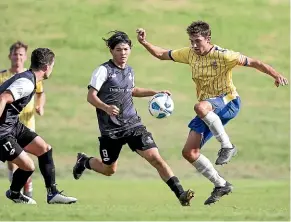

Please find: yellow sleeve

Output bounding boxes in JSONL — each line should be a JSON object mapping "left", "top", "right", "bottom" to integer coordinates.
{"left": 169, "top": 47, "right": 191, "bottom": 64}
{"left": 36, "top": 81, "right": 44, "bottom": 93}
{"left": 224, "top": 50, "right": 247, "bottom": 68}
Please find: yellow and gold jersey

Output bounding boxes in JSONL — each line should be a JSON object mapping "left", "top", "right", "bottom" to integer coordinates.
{"left": 169, "top": 45, "right": 247, "bottom": 101}
{"left": 0, "top": 69, "right": 44, "bottom": 131}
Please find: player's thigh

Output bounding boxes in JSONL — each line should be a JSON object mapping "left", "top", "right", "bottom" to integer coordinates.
{"left": 99, "top": 136, "right": 124, "bottom": 165}
{"left": 184, "top": 130, "right": 201, "bottom": 150}
{"left": 11, "top": 151, "right": 35, "bottom": 171}
{"left": 15, "top": 123, "right": 49, "bottom": 156}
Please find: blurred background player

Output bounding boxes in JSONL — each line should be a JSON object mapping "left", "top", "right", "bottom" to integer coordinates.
{"left": 136, "top": 21, "right": 288, "bottom": 205}
{"left": 0, "top": 47, "right": 77, "bottom": 204}
{"left": 0, "top": 41, "right": 46, "bottom": 198}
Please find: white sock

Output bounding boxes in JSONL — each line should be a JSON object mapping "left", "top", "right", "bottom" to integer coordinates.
{"left": 192, "top": 154, "right": 226, "bottom": 187}
{"left": 202, "top": 111, "right": 233, "bottom": 148}
{"left": 8, "top": 170, "right": 13, "bottom": 183}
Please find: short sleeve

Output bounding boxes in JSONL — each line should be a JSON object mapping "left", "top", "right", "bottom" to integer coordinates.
{"left": 88, "top": 66, "right": 108, "bottom": 91}
{"left": 223, "top": 50, "right": 247, "bottom": 68}
{"left": 169, "top": 47, "right": 191, "bottom": 64}
{"left": 36, "top": 81, "right": 44, "bottom": 93}
{"left": 7, "top": 78, "right": 34, "bottom": 101}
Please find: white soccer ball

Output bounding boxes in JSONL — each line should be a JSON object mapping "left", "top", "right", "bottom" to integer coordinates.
{"left": 148, "top": 93, "right": 174, "bottom": 119}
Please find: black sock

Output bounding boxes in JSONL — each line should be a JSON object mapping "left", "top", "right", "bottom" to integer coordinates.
{"left": 10, "top": 168, "right": 34, "bottom": 194}
{"left": 166, "top": 176, "right": 184, "bottom": 198}
{"left": 38, "top": 149, "right": 56, "bottom": 190}
{"left": 84, "top": 157, "right": 93, "bottom": 170}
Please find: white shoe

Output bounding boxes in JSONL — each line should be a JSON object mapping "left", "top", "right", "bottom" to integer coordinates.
{"left": 6, "top": 190, "right": 37, "bottom": 204}
{"left": 47, "top": 191, "right": 77, "bottom": 204}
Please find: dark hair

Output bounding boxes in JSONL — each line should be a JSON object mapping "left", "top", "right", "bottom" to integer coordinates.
{"left": 30, "top": 48, "right": 55, "bottom": 70}
{"left": 103, "top": 30, "right": 132, "bottom": 50}
{"left": 186, "top": 21, "right": 211, "bottom": 38}
{"left": 9, "top": 41, "right": 28, "bottom": 54}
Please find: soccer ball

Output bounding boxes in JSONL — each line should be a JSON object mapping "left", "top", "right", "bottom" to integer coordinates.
{"left": 148, "top": 93, "right": 174, "bottom": 119}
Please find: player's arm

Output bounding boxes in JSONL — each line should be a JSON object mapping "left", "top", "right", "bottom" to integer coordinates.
{"left": 132, "top": 87, "right": 171, "bottom": 97}
{"left": 0, "top": 78, "right": 34, "bottom": 117}
{"left": 132, "top": 87, "right": 158, "bottom": 97}
{"left": 245, "top": 57, "right": 288, "bottom": 87}
{"left": 136, "top": 28, "right": 171, "bottom": 60}
{"left": 35, "top": 81, "right": 45, "bottom": 116}
{"left": 0, "top": 91, "right": 14, "bottom": 117}
{"left": 87, "top": 66, "right": 119, "bottom": 116}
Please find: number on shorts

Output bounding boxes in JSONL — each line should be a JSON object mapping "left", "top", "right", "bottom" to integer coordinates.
{"left": 3, "top": 141, "right": 12, "bottom": 151}
{"left": 101, "top": 149, "right": 110, "bottom": 161}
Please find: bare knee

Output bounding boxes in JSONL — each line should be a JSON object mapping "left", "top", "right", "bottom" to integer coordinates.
{"left": 194, "top": 101, "right": 212, "bottom": 118}
{"left": 21, "top": 159, "right": 35, "bottom": 172}
{"left": 182, "top": 146, "right": 200, "bottom": 163}
{"left": 146, "top": 154, "right": 165, "bottom": 169}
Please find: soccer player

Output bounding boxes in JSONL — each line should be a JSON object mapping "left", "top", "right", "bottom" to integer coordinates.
{"left": 0, "top": 47, "right": 77, "bottom": 204}
{"left": 136, "top": 21, "right": 288, "bottom": 205}
{"left": 72, "top": 31, "right": 194, "bottom": 206}
{"left": 0, "top": 41, "right": 46, "bottom": 198}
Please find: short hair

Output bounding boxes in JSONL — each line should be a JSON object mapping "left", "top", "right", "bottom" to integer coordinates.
{"left": 30, "top": 48, "right": 55, "bottom": 70}
{"left": 103, "top": 30, "right": 132, "bottom": 50}
{"left": 186, "top": 21, "right": 211, "bottom": 38}
{"left": 9, "top": 41, "right": 28, "bottom": 54}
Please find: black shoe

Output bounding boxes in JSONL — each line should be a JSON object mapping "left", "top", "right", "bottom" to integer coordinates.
{"left": 179, "top": 189, "right": 195, "bottom": 206}
{"left": 215, "top": 145, "right": 237, "bottom": 165}
{"left": 73, "top": 153, "right": 88, "bottom": 180}
{"left": 6, "top": 190, "right": 36, "bottom": 204}
{"left": 204, "top": 182, "right": 233, "bottom": 205}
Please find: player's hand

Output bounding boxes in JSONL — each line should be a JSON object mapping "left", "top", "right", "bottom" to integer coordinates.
{"left": 159, "top": 90, "right": 171, "bottom": 96}
{"left": 35, "top": 106, "right": 44, "bottom": 116}
{"left": 105, "top": 105, "right": 120, "bottom": 116}
{"left": 274, "top": 74, "right": 288, "bottom": 87}
{"left": 136, "top": 28, "right": 147, "bottom": 44}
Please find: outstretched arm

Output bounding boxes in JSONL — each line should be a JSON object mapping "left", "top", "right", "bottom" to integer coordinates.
{"left": 132, "top": 87, "right": 171, "bottom": 97}
{"left": 245, "top": 57, "right": 288, "bottom": 87}
{"left": 0, "top": 91, "right": 14, "bottom": 117}
{"left": 136, "top": 28, "right": 171, "bottom": 60}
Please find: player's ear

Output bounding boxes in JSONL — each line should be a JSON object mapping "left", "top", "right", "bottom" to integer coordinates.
{"left": 207, "top": 35, "right": 211, "bottom": 43}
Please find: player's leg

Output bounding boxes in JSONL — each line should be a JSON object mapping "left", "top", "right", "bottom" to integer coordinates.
{"left": 127, "top": 126, "right": 194, "bottom": 206}
{"left": 193, "top": 96, "right": 237, "bottom": 165}
{"left": 7, "top": 161, "right": 17, "bottom": 183}
{"left": 22, "top": 117, "right": 36, "bottom": 198}
{"left": 73, "top": 135, "right": 123, "bottom": 178}
{"left": 0, "top": 136, "right": 36, "bottom": 204}
{"left": 214, "top": 97, "right": 241, "bottom": 165}
{"left": 182, "top": 130, "right": 233, "bottom": 205}
{"left": 16, "top": 124, "right": 77, "bottom": 204}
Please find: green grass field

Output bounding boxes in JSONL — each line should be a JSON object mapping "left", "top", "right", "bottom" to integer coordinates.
{"left": 0, "top": 0, "right": 290, "bottom": 220}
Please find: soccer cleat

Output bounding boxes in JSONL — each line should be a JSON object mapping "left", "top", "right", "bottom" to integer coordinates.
{"left": 73, "top": 152, "right": 88, "bottom": 180}
{"left": 6, "top": 190, "right": 36, "bottom": 204}
{"left": 204, "top": 181, "right": 233, "bottom": 205}
{"left": 47, "top": 190, "right": 77, "bottom": 204}
{"left": 215, "top": 145, "right": 237, "bottom": 165}
{"left": 179, "top": 189, "right": 195, "bottom": 206}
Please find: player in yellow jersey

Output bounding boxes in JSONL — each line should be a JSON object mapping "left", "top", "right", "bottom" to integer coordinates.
{"left": 0, "top": 41, "right": 46, "bottom": 198}
{"left": 136, "top": 21, "right": 288, "bottom": 205}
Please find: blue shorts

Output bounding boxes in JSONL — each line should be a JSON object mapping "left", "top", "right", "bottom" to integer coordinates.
{"left": 188, "top": 94, "right": 241, "bottom": 148}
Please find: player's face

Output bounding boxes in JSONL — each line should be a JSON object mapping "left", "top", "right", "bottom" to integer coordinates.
{"left": 9, "top": 47, "right": 27, "bottom": 67}
{"left": 44, "top": 60, "right": 55, "bottom": 79}
{"left": 110, "top": 43, "right": 131, "bottom": 65}
{"left": 189, "top": 34, "right": 211, "bottom": 55}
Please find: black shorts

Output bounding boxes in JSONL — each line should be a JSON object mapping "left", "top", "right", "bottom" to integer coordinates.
{"left": 0, "top": 121, "right": 38, "bottom": 162}
{"left": 99, "top": 125, "right": 157, "bottom": 165}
